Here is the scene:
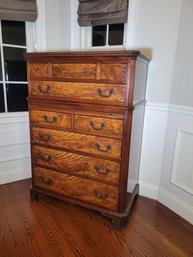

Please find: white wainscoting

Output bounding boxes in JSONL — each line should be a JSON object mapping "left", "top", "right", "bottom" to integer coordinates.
{"left": 0, "top": 112, "right": 31, "bottom": 185}
{"left": 158, "top": 104, "right": 193, "bottom": 224}
{"left": 138, "top": 102, "right": 169, "bottom": 199}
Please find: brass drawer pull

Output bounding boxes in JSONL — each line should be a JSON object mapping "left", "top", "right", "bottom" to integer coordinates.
{"left": 95, "top": 143, "right": 112, "bottom": 153}
{"left": 97, "top": 88, "right": 114, "bottom": 98}
{"left": 39, "top": 153, "right": 52, "bottom": 162}
{"left": 94, "top": 165, "right": 110, "bottom": 175}
{"left": 89, "top": 121, "right": 106, "bottom": 131}
{"left": 39, "top": 176, "right": 53, "bottom": 185}
{"left": 38, "top": 133, "right": 52, "bottom": 142}
{"left": 42, "top": 115, "right": 58, "bottom": 123}
{"left": 93, "top": 189, "right": 109, "bottom": 200}
{"left": 38, "top": 84, "right": 52, "bottom": 94}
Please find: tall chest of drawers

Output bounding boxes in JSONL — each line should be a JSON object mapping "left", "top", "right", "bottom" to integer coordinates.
{"left": 26, "top": 50, "right": 149, "bottom": 229}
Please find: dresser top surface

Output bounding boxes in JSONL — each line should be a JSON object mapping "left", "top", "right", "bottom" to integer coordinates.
{"left": 25, "top": 50, "right": 150, "bottom": 62}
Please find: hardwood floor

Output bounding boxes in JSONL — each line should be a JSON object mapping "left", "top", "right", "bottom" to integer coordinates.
{"left": 0, "top": 179, "right": 193, "bottom": 257}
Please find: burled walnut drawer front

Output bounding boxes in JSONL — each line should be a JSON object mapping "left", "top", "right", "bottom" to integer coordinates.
{"left": 33, "top": 166, "right": 119, "bottom": 210}
{"left": 32, "top": 127, "right": 121, "bottom": 159}
{"left": 52, "top": 63, "right": 97, "bottom": 79}
{"left": 30, "top": 82, "right": 126, "bottom": 104}
{"left": 74, "top": 115, "right": 123, "bottom": 138}
{"left": 33, "top": 145, "right": 120, "bottom": 184}
{"left": 99, "top": 63, "right": 127, "bottom": 81}
{"left": 30, "top": 110, "right": 72, "bottom": 130}
{"left": 28, "top": 63, "right": 50, "bottom": 78}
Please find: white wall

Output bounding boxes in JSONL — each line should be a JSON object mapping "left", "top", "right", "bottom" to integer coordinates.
{"left": 133, "top": 0, "right": 193, "bottom": 224}
{"left": 133, "top": 0, "right": 182, "bottom": 103}
{"left": 129, "top": 0, "right": 182, "bottom": 199}
{"left": 159, "top": 0, "right": 193, "bottom": 224}
{"left": 42, "top": 0, "right": 80, "bottom": 51}
{"left": 170, "top": 0, "right": 193, "bottom": 107}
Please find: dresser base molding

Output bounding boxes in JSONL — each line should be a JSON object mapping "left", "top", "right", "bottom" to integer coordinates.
{"left": 30, "top": 184, "right": 139, "bottom": 229}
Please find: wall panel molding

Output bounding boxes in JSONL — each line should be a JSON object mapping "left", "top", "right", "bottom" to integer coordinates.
{"left": 159, "top": 187, "right": 193, "bottom": 225}
{"left": 145, "top": 102, "right": 193, "bottom": 116}
{"left": 171, "top": 128, "right": 193, "bottom": 195}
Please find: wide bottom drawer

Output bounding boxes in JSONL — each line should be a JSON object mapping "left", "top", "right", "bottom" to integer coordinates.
{"left": 33, "top": 166, "right": 119, "bottom": 210}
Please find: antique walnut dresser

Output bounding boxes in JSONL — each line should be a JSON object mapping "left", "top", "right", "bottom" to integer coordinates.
{"left": 26, "top": 50, "right": 149, "bottom": 228}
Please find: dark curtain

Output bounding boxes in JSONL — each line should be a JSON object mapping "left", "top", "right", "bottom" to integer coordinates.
{"left": 0, "top": 0, "right": 37, "bottom": 22}
{"left": 78, "top": 0, "right": 128, "bottom": 26}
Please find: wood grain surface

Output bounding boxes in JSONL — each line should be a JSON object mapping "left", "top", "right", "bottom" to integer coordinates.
{"left": 1, "top": 179, "right": 192, "bottom": 257}
{"left": 99, "top": 63, "right": 127, "bottom": 81}
{"left": 33, "top": 166, "right": 119, "bottom": 210}
{"left": 32, "top": 145, "right": 120, "bottom": 184}
{"left": 74, "top": 114, "right": 123, "bottom": 138}
{"left": 28, "top": 63, "right": 50, "bottom": 78}
{"left": 30, "top": 110, "right": 72, "bottom": 129}
{"left": 52, "top": 63, "right": 97, "bottom": 79}
{"left": 32, "top": 127, "right": 122, "bottom": 159}
{"left": 30, "top": 81, "right": 126, "bottom": 104}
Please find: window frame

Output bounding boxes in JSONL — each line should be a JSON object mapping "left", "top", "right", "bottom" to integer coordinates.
{"left": 0, "top": 21, "right": 35, "bottom": 122}
{"left": 81, "top": 23, "right": 127, "bottom": 50}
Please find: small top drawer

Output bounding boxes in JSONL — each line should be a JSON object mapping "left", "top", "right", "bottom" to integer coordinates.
{"left": 52, "top": 63, "right": 97, "bottom": 80}
{"left": 30, "top": 110, "right": 72, "bottom": 130}
{"left": 99, "top": 63, "right": 127, "bottom": 81}
{"left": 28, "top": 63, "right": 50, "bottom": 78}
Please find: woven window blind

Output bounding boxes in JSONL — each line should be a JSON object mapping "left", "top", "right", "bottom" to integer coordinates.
{"left": 0, "top": 0, "right": 37, "bottom": 22}
{"left": 77, "top": 0, "right": 128, "bottom": 26}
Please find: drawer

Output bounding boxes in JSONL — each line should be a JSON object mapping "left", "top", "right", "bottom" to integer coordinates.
{"left": 52, "top": 63, "right": 97, "bottom": 80}
{"left": 28, "top": 63, "right": 50, "bottom": 78}
{"left": 30, "top": 81, "right": 126, "bottom": 104}
{"left": 30, "top": 110, "right": 72, "bottom": 130}
{"left": 33, "top": 166, "right": 119, "bottom": 210}
{"left": 74, "top": 115, "right": 123, "bottom": 138}
{"left": 32, "top": 127, "right": 121, "bottom": 159}
{"left": 99, "top": 63, "right": 127, "bottom": 82}
{"left": 33, "top": 145, "right": 120, "bottom": 184}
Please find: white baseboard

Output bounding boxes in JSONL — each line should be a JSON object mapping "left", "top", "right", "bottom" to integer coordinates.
{"left": 158, "top": 187, "right": 193, "bottom": 225}
{"left": 139, "top": 181, "right": 159, "bottom": 200}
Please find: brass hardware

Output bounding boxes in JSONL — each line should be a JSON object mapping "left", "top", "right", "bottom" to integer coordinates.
{"left": 39, "top": 176, "right": 53, "bottom": 185}
{"left": 89, "top": 121, "right": 106, "bottom": 131}
{"left": 97, "top": 88, "right": 114, "bottom": 98}
{"left": 38, "top": 133, "right": 51, "bottom": 142}
{"left": 95, "top": 143, "right": 112, "bottom": 153}
{"left": 93, "top": 189, "right": 109, "bottom": 199}
{"left": 38, "top": 84, "right": 52, "bottom": 93}
{"left": 94, "top": 165, "right": 110, "bottom": 175}
{"left": 39, "top": 153, "right": 52, "bottom": 162}
{"left": 42, "top": 115, "right": 58, "bottom": 123}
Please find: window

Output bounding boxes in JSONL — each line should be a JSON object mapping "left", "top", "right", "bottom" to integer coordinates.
{"left": 0, "top": 20, "right": 28, "bottom": 113}
{"left": 92, "top": 23, "right": 125, "bottom": 47}
{"left": 82, "top": 23, "right": 126, "bottom": 49}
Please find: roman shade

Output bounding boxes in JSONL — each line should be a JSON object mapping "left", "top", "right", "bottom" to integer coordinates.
{"left": 0, "top": 0, "right": 37, "bottom": 22}
{"left": 77, "top": 0, "right": 128, "bottom": 26}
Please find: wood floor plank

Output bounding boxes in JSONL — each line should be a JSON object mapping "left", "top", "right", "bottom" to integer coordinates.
{"left": 0, "top": 179, "right": 193, "bottom": 257}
